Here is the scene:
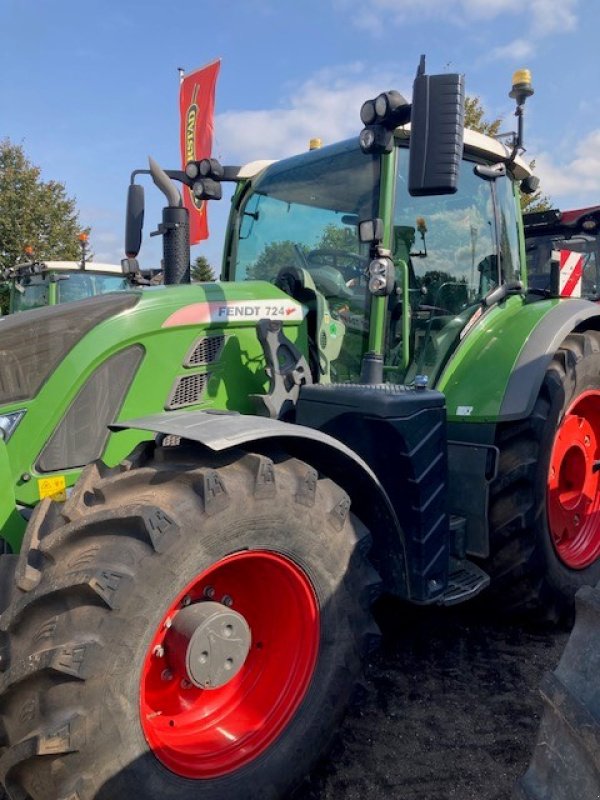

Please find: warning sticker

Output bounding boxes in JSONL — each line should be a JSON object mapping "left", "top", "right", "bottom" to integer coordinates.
{"left": 162, "top": 300, "right": 305, "bottom": 328}
{"left": 38, "top": 475, "right": 67, "bottom": 502}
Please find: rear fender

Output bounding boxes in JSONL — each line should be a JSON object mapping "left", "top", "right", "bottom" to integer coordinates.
{"left": 500, "top": 301, "right": 600, "bottom": 420}
{"left": 439, "top": 298, "right": 600, "bottom": 423}
{"left": 111, "top": 410, "right": 410, "bottom": 598}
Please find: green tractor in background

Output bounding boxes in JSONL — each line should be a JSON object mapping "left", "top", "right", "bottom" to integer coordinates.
{"left": 0, "top": 234, "right": 159, "bottom": 315}
{"left": 0, "top": 61, "right": 599, "bottom": 799}
{"left": 0, "top": 259, "right": 134, "bottom": 313}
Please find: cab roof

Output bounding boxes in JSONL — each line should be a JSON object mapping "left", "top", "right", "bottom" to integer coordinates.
{"left": 237, "top": 127, "right": 533, "bottom": 182}
{"left": 39, "top": 261, "right": 124, "bottom": 274}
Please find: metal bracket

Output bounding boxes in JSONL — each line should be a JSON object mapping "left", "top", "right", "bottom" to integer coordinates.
{"left": 251, "top": 319, "right": 312, "bottom": 419}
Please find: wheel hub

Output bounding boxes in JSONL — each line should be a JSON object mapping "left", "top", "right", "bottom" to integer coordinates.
{"left": 166, "top": 601, "right": 251, "bottom": 689}
{"left": 140, "top": 550, "right": 320, "bottom": 779}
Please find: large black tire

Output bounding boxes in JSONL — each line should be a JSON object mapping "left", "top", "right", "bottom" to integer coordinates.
{"left": 0, "top": 442, "right": 380, "bottom": 800}
{"left": 515, "top": 581, "right": 600, "bottom": 799}
{"left": 485, "top": 331, "right": 600, "bottom": 621}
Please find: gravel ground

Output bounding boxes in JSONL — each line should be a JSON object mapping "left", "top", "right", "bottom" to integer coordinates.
{"left": 298, "top": 600, "right": 569, "bottom": 800}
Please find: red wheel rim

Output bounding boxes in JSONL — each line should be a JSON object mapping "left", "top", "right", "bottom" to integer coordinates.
{"left": 140, "top": 551, "right": 319, "bottom": 778}
{"left": 547, "top": 390, "right": 600, "bottom": 568}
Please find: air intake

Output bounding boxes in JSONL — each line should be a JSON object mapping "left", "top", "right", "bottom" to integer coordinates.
{"left": 184, "top": 334, "right": 226, "bottom": 367}
{"left": 166, "top": 373, "right": 209, "bottom": 410}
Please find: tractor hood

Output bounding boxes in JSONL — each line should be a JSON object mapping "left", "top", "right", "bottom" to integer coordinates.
{"left": 159, "top": 281, "right": 304, "bottom": 328}
{"left": 0, "top": 281, "right": 304, "bottom": 407}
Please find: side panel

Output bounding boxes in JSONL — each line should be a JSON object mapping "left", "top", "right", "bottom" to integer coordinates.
{"left": 437, "top": 296, "right": 600, "bottom": 423}
{"left": 0, "top": 439, "right": 25, "bottom": 552}
{"left": 1, "top": 282, "right": 307, "bottom": 513}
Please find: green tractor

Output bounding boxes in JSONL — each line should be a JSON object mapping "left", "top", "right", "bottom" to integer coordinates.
{"left": 0, "top": 61, "right": 599, "bottom": 799}
{"left": 0, "top": 258, "right": 146, "bottom": 314}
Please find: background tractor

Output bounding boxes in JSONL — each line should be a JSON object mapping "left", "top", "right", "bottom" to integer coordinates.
{"left": 0, "top": 62, "right": 599, "bottom": 799}
{"left": 0, "top": 259, "right": 133, "bottom": 313}
{"left": 525, "top": 204, "right": 600, "bottom": 299}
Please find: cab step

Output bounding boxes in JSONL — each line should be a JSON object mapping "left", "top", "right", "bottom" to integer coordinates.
{"left": 439, "top": 558, "right": 490, "bottom": 606}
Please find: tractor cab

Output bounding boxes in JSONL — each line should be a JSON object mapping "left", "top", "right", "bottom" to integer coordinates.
{"left": 223, "top": 126, "right": 531, "bottom": 389}
{"left": 2, "top": 260, "right": 132, "bottom": 313}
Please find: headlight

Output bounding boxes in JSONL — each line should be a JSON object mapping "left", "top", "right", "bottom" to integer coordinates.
{"left": 0, "top": 410, "right": 26, "bottom": 441}
{"left": 368, "top": 257, "right": 395, "bottom": 296}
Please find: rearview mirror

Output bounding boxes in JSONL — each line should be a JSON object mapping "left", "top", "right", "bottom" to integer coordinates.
{"left": 409, "top": 57, "right": 465, "bottom": 197}
{"left": 125, "top": 184, "right": 145, "bottom": 258}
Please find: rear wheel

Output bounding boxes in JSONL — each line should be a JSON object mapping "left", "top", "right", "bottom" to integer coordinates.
{"left": 486, "top": 331, "right": 600, "bottom": 621}
{"left": 0, "top": 442, "right": 379, "bottom": 800}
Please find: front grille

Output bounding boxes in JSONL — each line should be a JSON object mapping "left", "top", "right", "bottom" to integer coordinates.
{"left": 166, "top": 373, "right": 209, "bottom": 410}
{"left": 184, "top": 335, "right": 226, "bottom": 367}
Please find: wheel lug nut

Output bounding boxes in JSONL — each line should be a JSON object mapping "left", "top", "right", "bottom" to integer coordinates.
{"left": 181, "top": 678, "right": 192, "bottom": 689}
{"left": 153, "top": 645, "right": 165, "bottom": 658}
{"left": 161, "top": 669, "right": 173, "bottom": 681}
{"left": 203, "top": 586, "right": 215, "bottom": 599}
{"left": 181, "top": 595, "right": 192, "bottom": 607}
{"left": 221, "top": 595, "right": 233, "bottom": 607}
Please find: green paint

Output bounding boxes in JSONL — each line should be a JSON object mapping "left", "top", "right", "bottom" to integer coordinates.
{"left": 436, "top": 294, "right": 557, "bottom": 422}
{"left": 367, "top": 148, "right": 396, "bottom": 356}
{"left": 0, "top": 280, "right": 307, "bottom": 547}
{"left": 0, "top": 439, "right": 25, "bottom": 552}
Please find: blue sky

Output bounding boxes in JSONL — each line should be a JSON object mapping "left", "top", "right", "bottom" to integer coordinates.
{"left": 2, "top": 0, "right": 599, "bottom": 272}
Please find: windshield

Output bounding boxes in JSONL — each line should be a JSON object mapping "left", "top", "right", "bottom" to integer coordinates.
{"left": 388, "top": 146, "right": 521, "bottom": 385}
{"left": 526, "top": 233, "right": 600, "bottom": 298}
{"left": 12, "top": 275, "right": 50, "bottom": 312}
{"left": 57, "top": 273, "right": 129, "bottom": 302}
{"left": 11, "top": 271, "right": 130, "bottom": 312}
{"left": 230, "top": 139, "right": 380, "bottom": 380}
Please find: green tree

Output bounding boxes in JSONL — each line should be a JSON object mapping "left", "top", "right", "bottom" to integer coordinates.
{"left": 0, "top": 139, "right": 87, "bottom": 270}
{"left": 316, "top": 223, "right": 357, "bottom": 251}
{"left": 247, "top": 240, "right": 309, "bottom": 281}
{"left": 465, "top": 96, "right": 502, "bottom": 137}
{"left": 464, "top": 96, "right": 551, "bottom": 213}
{"left": 191, "top": 254, "right": 216, "bottom": 282}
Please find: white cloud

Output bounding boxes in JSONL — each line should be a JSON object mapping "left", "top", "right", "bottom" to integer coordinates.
{"left": 529, "top": 0, "right": 577, "bottom": 36}
{"left": 88, "top": 230, "right": 122, "bottom": 264}
{"left": 335, "top": 0, "right": 578, "bottom": 57}
{"left": 489, "top": 38, "right": 535, "bottom": 61}
{"left": 534, "top": 129, "right": 600, "bottom": 200}
{"left": 215, "top": 64, "right": 409, "bottom": 163}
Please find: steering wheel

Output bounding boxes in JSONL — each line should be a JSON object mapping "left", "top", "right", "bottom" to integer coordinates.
{"left": 306, "top": 249, "right": 369, "bottom": 283}
{"left": 417, "top": 303, "right": 453, "bottom": 317}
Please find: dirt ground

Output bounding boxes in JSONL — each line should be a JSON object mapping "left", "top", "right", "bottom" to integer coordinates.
{"left": 298, "top": 600, "right": 569, "bottom": 800}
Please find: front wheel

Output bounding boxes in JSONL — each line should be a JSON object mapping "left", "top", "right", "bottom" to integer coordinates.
{"left": 486, "top": 331, "right": 600, "bottom": 621}
{"left": 0, "top": 443, "right": 379, "bottom": 800}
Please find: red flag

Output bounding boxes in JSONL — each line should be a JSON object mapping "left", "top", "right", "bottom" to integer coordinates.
{"left": 179, "top": 59, "right": 220, "bottom": 244}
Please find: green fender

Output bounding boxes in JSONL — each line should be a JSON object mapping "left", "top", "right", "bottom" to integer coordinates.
{"left": 437, "top": 296, "right": 600, "bottom": 424}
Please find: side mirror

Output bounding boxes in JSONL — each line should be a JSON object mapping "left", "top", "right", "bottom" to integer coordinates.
{"left": 409, "top": 57, "right": 465, "bottom": 197}
{"left": 359, "top": 218, "right": 384, "bottom": 245}
{"left": 125, "top": 184, "right": 145, "bottom": 258}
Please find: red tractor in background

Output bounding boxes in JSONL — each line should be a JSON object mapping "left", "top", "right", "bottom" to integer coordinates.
{"left": 524, "top": 205, "right": 600, "bottom": 299}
